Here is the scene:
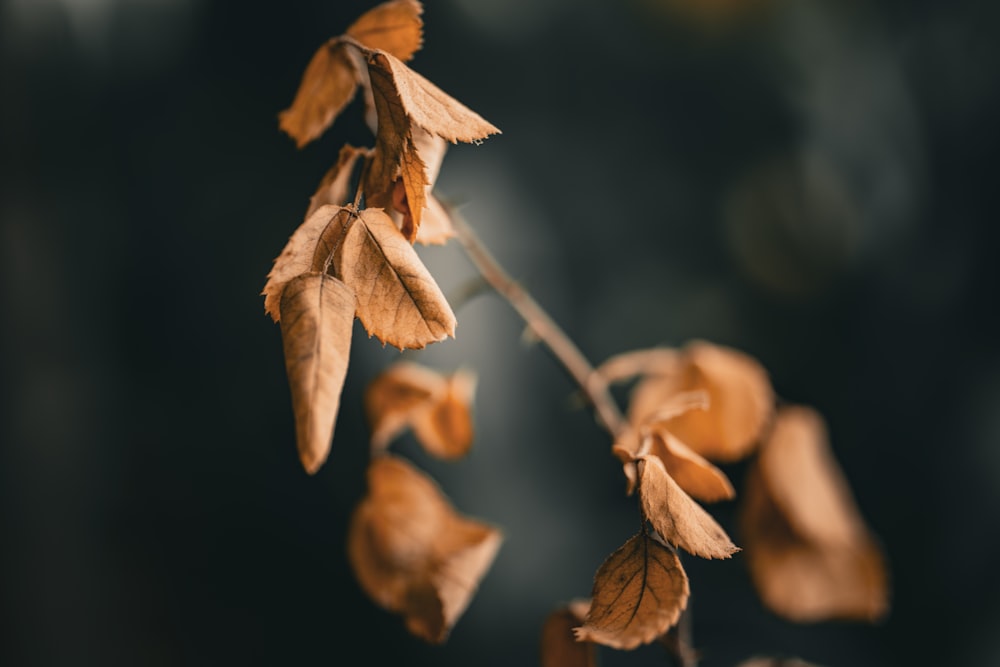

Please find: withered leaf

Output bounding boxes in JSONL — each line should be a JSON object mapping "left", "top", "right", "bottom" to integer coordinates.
{"left": 347, "top": 455, "right": 503, "bottom": 643}
{"left": 410, "top": 368, "right": 477, "bottom": 459}
{"left": 629, "top": 340, "right": 774, "bottom": 463}
{"left": 278, "top": 39, "right": 359, "bottom": 149}
{"left": 637, "top": 454, "right": 739, "bottom": 559}
{"left": 334, "top": 207, "right": 456, "bottom": 349}
{"left": 739, "top": 406, "right": 889, "bottom": 623}
{"left": 279, "top": 273, "right": 356, "bottom": 474}
{"left": 305, "top": 144, "right": 368, "bottom": 220}
{"left": 648, "top": 429, "right": 735, "bottom": 503}
{"left": 364, "top": 362, "right": 476, "bottom": 459}
{"left": 364, "top": 50, "right": 499, "bottom": 240}
{"left": 574, "top": 532, "right": 690, "bottom": 650}
{"left": 541, "top": 601, "right": 597, "bottom": 667}
{"left": 364, "top": 361, "right": 443, "bottom": 452}
{"left": 346, "top": 0, "right": 424, "bottom": 62}
{"left": 262, "top": 205, "right": 354, "bottom": 322}
{"left": 596, "top": 347, "right": 681, "bottom": 386}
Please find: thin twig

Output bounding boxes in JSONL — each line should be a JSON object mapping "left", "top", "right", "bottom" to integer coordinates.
{"left": 449, "top": 208, "right": 627, "bottom": 437}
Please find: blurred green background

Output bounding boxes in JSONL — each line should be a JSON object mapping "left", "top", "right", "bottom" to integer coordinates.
{"left": 2, "top": 0, "right": 999, "bottom": 665}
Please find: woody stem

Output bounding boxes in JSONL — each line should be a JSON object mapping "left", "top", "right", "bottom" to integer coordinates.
{"left": 449, "top": 208, "right": 627, "bottom": 439}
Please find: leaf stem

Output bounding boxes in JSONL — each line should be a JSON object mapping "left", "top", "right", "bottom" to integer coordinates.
{"left": 448, "top": 207, "right": 627, "bottom": 439}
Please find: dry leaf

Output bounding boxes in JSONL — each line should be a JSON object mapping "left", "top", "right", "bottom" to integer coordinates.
{"left": 305, "top": 144, "right": 368, "bottom": 220}
{"left": 262, "top": 205, "right": 354, "bottom": 322}
{"left": 278, "top": 0, "right": 426, "bottom": 148}
{"left": 410, "top": 368, "right": 477, "bottom": 459}
{"left": 611, "top": 391, "right": 711, "bottom": 497}
{"left": 364, "top": 49, "right": 499, "bottom": 240}
{"left": 278, "top": 272, "right": 356, "bottom": 474}
{"left": 629, "top": 340, "right": 774, "bottom": 462}
{"left": 279, "top": 39, "right": 359, "bottom": 149}
{"left": 347, "top": 455, "right": 503, "bottom": 643}
{"left": 346, "top": 0, "right": 424, "bottom": 62}
{"left": 574, "top": 532, "right": 690, "bottom": 650}
{"left": 364, "top": 361, "right": 444, "bottom": 452}
{"left": 541, "top": 601, "right": 597, "bottom": 667}
{"left": 334, "top": 207, "right": 456, "bottom": 349}
{"left": 637, "top": 454, "right": 739, "bottom": 559}
{"left": 739, "top": 406, "right": 889, "bottom": 623}
{"left": 648, "top": 428, "right": 735, "bottom": 503}
{"left": 364, "top": 362, "right": 476, "bottom": 459}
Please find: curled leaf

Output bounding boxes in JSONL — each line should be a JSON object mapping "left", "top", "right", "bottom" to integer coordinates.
{"left": 637, "top": 454, "right": 739, "bottom": 559}
{"left": 740, "top": 405, "right": 890, "bottom": 623}
{"left": 346, "top": 0, "right": 424, "bottom": 62}
{"left": 262, "top": 205, "right": 354, "bottom": 322}
{"left": 347, "top": 455, "right": 503, "bottom": 643}
{"left": 410, "top": 368, "right": 477, "bottom": 459}
{"left": 629, "top": 340, "right": 774, "bottom": 462}
{"left": 364, "top": 50, "right": 499, "bottom": 240}
{"left": 334, "top": 207, "right": 456, "bottom": 349}
{"left": 278, "top": 39, "right": 359, "bottom": 149}
{"left": 596, "top": 347, "right": 681, "bottom": 386}
{"left": 574, "top": 532, "right": 690, "bottom": 650}
{"left": 648, "top": 429, "right": 735, "bottom": 503}
{"left": 278, "top": 273, "right": 356, "bottom": 474}
{"left": 541, "top": 601, "right": 597, "bottom": 667}
{"left": 364, "top": 362, "right": 477, "bottom": 459}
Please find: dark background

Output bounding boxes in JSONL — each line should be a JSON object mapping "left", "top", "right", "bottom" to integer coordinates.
{"left": 2, "top": 0, "right": 999, "bottom": 665}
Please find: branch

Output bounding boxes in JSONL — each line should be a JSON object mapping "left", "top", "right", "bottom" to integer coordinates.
{"left": 449, "top": 207, "right": 627, "bottom": 438}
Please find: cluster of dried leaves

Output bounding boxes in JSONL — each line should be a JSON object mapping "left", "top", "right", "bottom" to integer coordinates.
{"left": 541, "top": 341, "right": 890, "bottom": 664}
{"left": 263, "top": 1, "right": 890, "bottom": 663}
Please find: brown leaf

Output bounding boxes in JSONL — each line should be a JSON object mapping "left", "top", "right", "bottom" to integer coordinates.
{"left": 346, "top": 0, "right": 424, "bottom": 62}
{"left": 637, "top": 454, "right": 739, "bottom": 559}
{"left": 541, "top": 601, "right": 598, "bottom": 667}
{"left": 648, "top": 428, "right": 735, "bottom": 503}
{"left": 574, "top": 532, "right": 690, "bottom": 650}
{"left": 347, "top": 455, "right": 503, "bottom": 643}
{"left": 364, "top": 361, "right": 444, "bottom": 452}
{"left": 364, "top": 50, "right": 499, "bottom": 240}
{"left": 364, "top": 362, "right": 475, "bottom": 459}
{"left": 278, "top": 39, "right": 360, "bottom": 149}
{"left": 629, "top": 340, "right": 774, "bottom": 462}
{"left": 278, "top": 273, "right": 356, "bottom": 474}
{"left": 739, "top": 406, "right": 890, "bottom": 623}
{"left": 410, "top": 368, "right": 477, "bottom": 459}
{"left": 611, "top": 391, "right": 710, "bottom": 497}
{"left": 262, "top": 205, "right": 354, "bottom": 322}
{"left": 334, "top": 207, "right": 456, "bottom": 349}
{"left": 304, "top": 144, "right": 368, "bottom": 220}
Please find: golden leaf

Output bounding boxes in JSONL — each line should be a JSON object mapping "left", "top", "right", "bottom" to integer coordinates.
{"left": 334, "top": 207, "right": 456, "bottom": 349}
{"left": 541, "top": 601, "right": 597, "bottom": 667}
{"left": 278, "top": 39, "right": 359, "bottom": 149}
{"left": 364, "top": 50, "right": 499, "bottom": 241}
{"left": 637, "top": 454, "right": 739, "bottom": 559}
{"left": 410, "top": 368, "right": 477, "bottom": 459}
{"left": 629, "top": 340, "right": 774, "bottom": 462}
{"left": 278, "top": 273, "right": 356, "bottom": 474}
{"left": 648, "top": 428, "right": 735, "bottom": 503}
{"left": 346, "top": 0, "right": 424, "bottom": 62}
{"left": 347, "top": 455, "right": 503, "bottom": 643}
{"left": 262, "top": 205, "right": 353, "bottom": 322}
{"left": 739, "top": 405, "right": 890, "bottom": 623}
{"left": 574, "top": 532, "right": 689, "bottom": 650}
{"left": 364, "top": 361, "right": 443, "bottom": 452}
{"left": 364, "top": 362, "right": 476, "bottom": 459}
